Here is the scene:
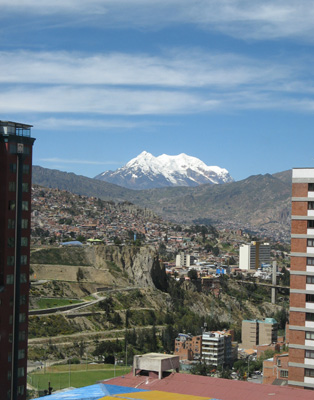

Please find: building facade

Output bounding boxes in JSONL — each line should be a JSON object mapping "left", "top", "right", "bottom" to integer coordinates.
{"left": 0, "top": 121, "right": 35, "bottom": 400}
{"left": 289, "top": 168, "right": 314, "bottom": 389}
{"left": 202, "top": 330, "right": 233, "bottom": 367}
{"left": 263, "top": 353, "right": 289, "bottom": 385}
{"left": 242, "top": 318, "right": 278, "bottom": 349}
{"left": 239, "top": 242, "right": 270, "bottom": 271}
{"left": 175, "top": 252, "right": 195, "bottom": 267}
{"left": 174, "top": 334, "right": 202, "bottom": 361}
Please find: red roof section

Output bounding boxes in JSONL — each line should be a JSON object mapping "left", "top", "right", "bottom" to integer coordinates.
{"left": 106, "top": 372, "right": 313, "bottom": 400}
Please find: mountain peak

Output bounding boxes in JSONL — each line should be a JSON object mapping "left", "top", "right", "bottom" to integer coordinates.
{"left": 95, "top": 152, "right": 233, "bottom": 190}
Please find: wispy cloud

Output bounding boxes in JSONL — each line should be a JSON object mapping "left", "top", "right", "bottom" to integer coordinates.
{"left": 0, "top": 86, "right": 207, "bottom": 115}
{"left": 2, "top": 1, "right": 314, "bottom": 41}
{"left": 0, "top": 50, "right": 290, "bottom": 88}
{"left": 40, "top": 157, "right": 121, "bottom": 165}
{"left": 0, "top": 48, "right": 313, "bottom": 116}
{"left": 34, "top": 117, "right": 168, "bottom": 130}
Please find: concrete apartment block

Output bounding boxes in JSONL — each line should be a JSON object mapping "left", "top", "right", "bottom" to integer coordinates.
{"left": 289, "top": 168, "right": 314, "bottom": 389}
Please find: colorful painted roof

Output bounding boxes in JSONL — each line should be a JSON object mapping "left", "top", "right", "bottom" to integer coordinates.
{"left": 32, "top": 383, "right": 218, "bottom": 400}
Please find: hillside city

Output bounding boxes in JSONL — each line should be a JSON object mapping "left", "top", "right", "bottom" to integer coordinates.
{"left": 23, "top": 183, "right": 293, "bottom": 395}
{"left": 31, "top": 185, "right": 289, "bottom": 270}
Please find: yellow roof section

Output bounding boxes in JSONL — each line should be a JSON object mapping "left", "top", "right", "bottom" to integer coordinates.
{"left": 109, "top": 390, "right": 211, "bottom": 400}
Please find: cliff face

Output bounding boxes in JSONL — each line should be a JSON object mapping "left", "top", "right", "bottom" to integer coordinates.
{"left": 31, "top": 245, "right": 167, "bottom": 291}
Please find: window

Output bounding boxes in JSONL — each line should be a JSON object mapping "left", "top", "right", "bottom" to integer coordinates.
{"left": 9, "top": 315, "right": 12, "bottom": 324}
{"left": 22, "top": 164, "right": 29, "bottom": 174}
{"left": 7, "top": 256, "right": 14, "bottom": 266}
{"left": 307, "top": 276, "right": 314, "bottom": 284}
{"left": 277, "top": 359, "right": 281, "bottom": 366}
{"left": 8, "top": 353, "right": 11, "bottom": 362}
{"left": 19, "top": 313, "right": 25, "bottom": 323}
{"left": 17, "top": 386, "right": 24, "bottom": 396}
{"left": 306, "top": 350, "right": 314, "bottom": 359}
{"left": 21, "top": 237, "right": 28, "bottom": 247}
{"left": 309, "top": 183, "right": 314, "bottom": 191}
{"left": 18, "top": 349, "right": 25, "bottom": 359}
{"left": 280, "top": 370, "right": 288, "bottom": 378}
{"left": 8, "top": 334, "right": 12, "bottom": 343}
{"left": 20, "top": 273, "right": 27, "bottom": 283}
{"left": 306, "top": 294, "right": 314, "bottom": 303}
{"left": 8, "top": 219, "right": 15, "bottom": 229}
{"left": 20, "top": 295, "right": 26, "bottom": 305}
{"left": 307, "top": 258, "right": 314, "bottom": 265}
{"left": 7, "top": 371, "right": 11, "bottom": 380}
{"left": 22, "top": 201, "right": 28, "bottom": 211}
{"left": 10, "top": 163, "right": 17, "bottom": 173}
{"left": 17, "top": 367, "right": 24, "bottom": 378}
{"left": 306, "top": 332, "right": 314, "bottom": 340}
{"left": 9, "top": 182, "right": 16, "bottom": 191}
{"left": 309, "top": 202, "right": 314, "bottom": 210}
{"left": 6, "top": 275, "right": 14, "bottom": 284}
{"left": 19, "top": 331, "right": 26, "bottom": 341}
{"left": 9, "top": 200, "right": 15, "bottom": 210}
{"left": 22, "top": 183, "right": 28, "bottom": 192}
{"left": 9, "top": 144, "right": 17, "bottom": 154}
{"left": 21, "top": 219, "right": 28, "bottom": 229}
{"left": 308, "top": 239, "right": 314, "bottom": 247}
{"left": 20, "top": 255, "right": 27, "bottom": 265}
{"left": 8, "top": 237, "right": 15, "bottom": 248}
{"left": 305, "top": 368, "right": 314, "bottom": 377}
{"left": 23, "top": 146, "right": 30, "bottom": 155}
{"left": 306, "top": 313, "right": 314, "bottom": 321}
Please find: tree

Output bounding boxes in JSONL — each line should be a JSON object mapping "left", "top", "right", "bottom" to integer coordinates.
{"left": 76, "top": 234, "right": 86, "bottom": 243}
{"left": 212, "top": 247, "right": 220, "bottom": 256}
{"left": 76, "top": 267, "right": 84, "bottom": 283}
{"left": 191, "top": 361, "right": 214, "bottom": 376}
{"left": 188, "top": 269, "right": 198, "bottom": 280}
{"left": 280, "top": 266, "right": 290, "bottom": 286}
{"left": 99, "top": 297, "right": 114, "bottom": 317}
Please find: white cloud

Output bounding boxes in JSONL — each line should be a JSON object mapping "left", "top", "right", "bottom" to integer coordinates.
{"left": 34, "top": 117, "right": 171, "bottom": 130}
{"left": 0, "top": 86, "right": 208, "bottom": 115}
{"left": 39, "top": 157, "right": 121, "bottom": 165}
{"left": 2, "top": 0, "right": 314, "bottom": 41}
{"left": 0, "top": 50, "right": 292, "bottom": 88}
{"left": 0, "top": 48, "right": 312, "bottom": 116}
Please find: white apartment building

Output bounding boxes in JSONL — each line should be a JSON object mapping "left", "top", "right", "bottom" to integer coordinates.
{"left": 202, "top": 331, "right": 229, "bottom": 367}
{"left": 175, "top": 252, "right": 195, "bottom": 267}
{"left": 239, "top": 241, "right": 270, "bottom": 271}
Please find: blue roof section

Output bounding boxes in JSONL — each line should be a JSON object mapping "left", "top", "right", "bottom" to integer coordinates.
{"left": 32, "top": 383, "right": 147, "bottom": 400}
{"left": 61, "top": 241, "right": 83, "bottom": 246}
{"left": 243, "top": 318, "right": 277, "bottom": 324}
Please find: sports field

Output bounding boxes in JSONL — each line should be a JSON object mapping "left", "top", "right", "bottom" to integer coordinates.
{"left": 28, "top": 363, "right": 131, "bottom": 391}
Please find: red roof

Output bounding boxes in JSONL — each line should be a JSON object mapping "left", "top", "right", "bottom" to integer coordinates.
{"left": 106, "top": 372, "right": 313, "bottom": 400}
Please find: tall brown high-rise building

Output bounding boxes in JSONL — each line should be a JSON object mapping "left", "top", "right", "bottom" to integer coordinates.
{"left": 289, "top": 168, "right": 314, "bottom": 389}
{"left": 0, "top": 121, "right": 35, "bottom": 400}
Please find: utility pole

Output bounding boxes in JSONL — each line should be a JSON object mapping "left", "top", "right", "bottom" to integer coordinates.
{"left": 271, "top": 261, "right": 277, "bottom": 304}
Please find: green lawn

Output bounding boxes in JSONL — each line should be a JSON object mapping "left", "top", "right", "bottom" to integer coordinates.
{"left": 33, "top": 298, "right": 83, "bottom": 310}
{"left": 28, "top": 365, "right": 131, "bottom": 391}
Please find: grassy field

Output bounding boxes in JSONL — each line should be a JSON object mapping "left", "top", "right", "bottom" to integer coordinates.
{"left": 33, "top": 298, "right": 83, "bottom": 309}
{"left": 28, "top": 364, "right": 131, "bottom": 391}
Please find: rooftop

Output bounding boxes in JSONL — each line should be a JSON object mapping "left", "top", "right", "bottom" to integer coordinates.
{"left": 0, "top": 120, "right": 32, "bottom": 137}
{"left": 108, "top": 372, "right": 314, "bottom": 400}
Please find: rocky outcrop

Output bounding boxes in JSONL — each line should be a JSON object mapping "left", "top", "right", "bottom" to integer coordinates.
{"left": 87, "top": 245, "right": 167, "bottom": 290}
{"left": 31, "top": 245, "right": 167, "bottom": 290}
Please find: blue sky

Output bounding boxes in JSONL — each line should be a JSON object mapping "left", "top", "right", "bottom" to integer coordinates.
{"left": 2, "top": 1, "right": 314, "bottom": 181}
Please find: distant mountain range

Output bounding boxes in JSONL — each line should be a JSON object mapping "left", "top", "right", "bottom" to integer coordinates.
{"left": 32, "top": 166, "right": 292, "bottom": 240}
{"left": 94, "top": 151, "right": 233, "bottom": 190}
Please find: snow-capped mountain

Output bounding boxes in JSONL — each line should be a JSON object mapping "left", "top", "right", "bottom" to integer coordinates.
{"left": 94, "top": 151, "right": 233, "bottom": 190}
